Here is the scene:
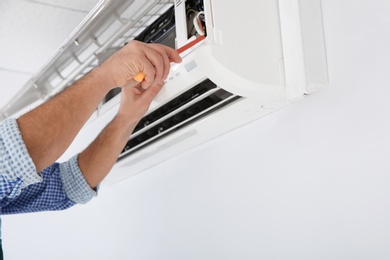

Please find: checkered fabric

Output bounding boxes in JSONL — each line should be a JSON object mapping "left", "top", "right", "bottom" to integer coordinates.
{"left": 0, "top": 118, "right": 97, "bottom": 237}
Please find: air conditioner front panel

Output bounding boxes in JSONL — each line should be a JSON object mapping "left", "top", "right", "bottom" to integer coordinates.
{"left": 109, "top": 96, "right": 278, "bottom": 184}
{"left": 206, "top": 0, "right": 284, "bottom": 87}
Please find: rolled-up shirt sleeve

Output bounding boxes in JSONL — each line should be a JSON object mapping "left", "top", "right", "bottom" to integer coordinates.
{"left": 0, "top": 118, "right": 42, "bottom": 199}
{"left": 59, "top": 155, "right": 97, "bottom": 204}
{"left": 0, "top": 118, "right": 97, "bottom": 214}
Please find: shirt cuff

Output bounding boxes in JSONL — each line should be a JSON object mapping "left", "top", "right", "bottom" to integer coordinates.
{"left": 0, "top": 118, "right": 42, "bottom": 191}
{"left": 59, "top": 155, "right": 97, "bottom": 204}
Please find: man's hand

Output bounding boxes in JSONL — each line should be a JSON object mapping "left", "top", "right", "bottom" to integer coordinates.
{"left": 77, "top": 42, "right": 182, "bottom": 188}
{"left": 99, "top": 41, "right": 182, "bottom": 90}
{"left": 18, "top": 40, "right": 181, "bottom": 173}
{"left": 118, "top": 82, "right": 163, "bottom": 122}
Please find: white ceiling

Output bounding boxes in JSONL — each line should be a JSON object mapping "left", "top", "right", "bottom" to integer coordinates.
{"left": 0, "top": 0, "right": 99, "bottom": 106}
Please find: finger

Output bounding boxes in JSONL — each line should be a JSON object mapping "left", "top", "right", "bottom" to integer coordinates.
{"left": 160, "top": 49, "right": 171, "bottom": 80}
{"left": 161, "top": 45, "right": 182, "bottom": 63}
{"left": 143, "top": 47, "right": 165, "bottom": 84}
{"left": 139, "top": 82, "right": 163, "bottom": 106}
{"left": 140, "top": 57, "right": 156, "bottom": 89}
{"left": 148, "top": 45, "right": 171, "bottom": 80}
{"left": 123, "top": 78, "right": 143, "bottom": 88}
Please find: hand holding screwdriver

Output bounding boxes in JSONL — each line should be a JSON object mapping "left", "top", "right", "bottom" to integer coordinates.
{"left": 133, "top": 35, "right": 206, "bottom": 83}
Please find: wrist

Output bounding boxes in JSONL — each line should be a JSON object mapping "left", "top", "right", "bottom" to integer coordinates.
{"left": 115, "top": 112, "right": 141, "bottom": 128}
{"left": 89, "top": 66, "right": 117, "bottom": 91}
{"left": 108, "top": 113, "right": 140, "bottom": 142}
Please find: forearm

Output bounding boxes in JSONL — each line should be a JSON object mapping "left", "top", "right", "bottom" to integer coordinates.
{"left": 17, "top": 67, "right": 114, "bottom": 172}
{"left": 15, "top": 41, "right": 180, "bottom": 174}
{"left": 77, "top": 82, "right": 165, "bottom": 188}
{"left": 77, "top": 114, "right": 138, "bottom": 188}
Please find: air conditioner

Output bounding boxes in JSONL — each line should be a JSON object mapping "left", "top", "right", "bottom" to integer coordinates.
{"left": 0, "top": 0, "right": 328, "bottom": 184}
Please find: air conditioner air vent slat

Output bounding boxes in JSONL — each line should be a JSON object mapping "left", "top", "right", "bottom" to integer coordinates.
{"left": 133, "top": 78, "right": 217, "bottom": 133}
{"left": 119, "top": 78, "right": 241, "bottom": 159}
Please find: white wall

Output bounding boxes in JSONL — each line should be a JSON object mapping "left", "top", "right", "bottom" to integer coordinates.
{"left": 3, "top": 0, "right": 390, "bottom": 259}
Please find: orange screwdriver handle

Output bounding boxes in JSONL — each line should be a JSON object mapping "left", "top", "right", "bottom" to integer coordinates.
{"left": 133, "top": 72, "right": 146, "bottom": 82}
{"left": 133, "top": 35, "right": 206, "bottom": 82}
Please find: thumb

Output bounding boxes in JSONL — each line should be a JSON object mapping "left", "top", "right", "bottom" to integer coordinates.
{"left": 139, "top": 83, "right": 163, "bottom": 105}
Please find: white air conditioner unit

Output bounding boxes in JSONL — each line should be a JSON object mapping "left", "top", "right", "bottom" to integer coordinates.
{"left": 0, "top": 0, "right": 328, "bottom": 184}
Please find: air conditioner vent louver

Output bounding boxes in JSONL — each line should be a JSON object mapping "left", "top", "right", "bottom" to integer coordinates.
{"left": 119, "top": 78, "right": 241, "bottom": 159}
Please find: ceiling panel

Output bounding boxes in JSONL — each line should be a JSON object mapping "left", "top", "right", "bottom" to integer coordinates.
{"left": 0, "top": 0, "right": 95, "bottom": 73}
{"left": 0, "top": 0, "right": 99, "bottom": 110}
{"left": 26, "top": 0, "right": 99, "bottom": 12}
{"left": 0, "top": 70, "right": 31, "bottom": 106}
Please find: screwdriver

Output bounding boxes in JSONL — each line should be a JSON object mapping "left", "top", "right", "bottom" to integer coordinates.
{"left": 133, "top": 35, "right": 206, "bottom": 82}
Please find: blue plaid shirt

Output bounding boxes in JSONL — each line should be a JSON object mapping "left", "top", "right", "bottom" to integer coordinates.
{"left": 0, "top": 118, "right": 97, "bottom": 238}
